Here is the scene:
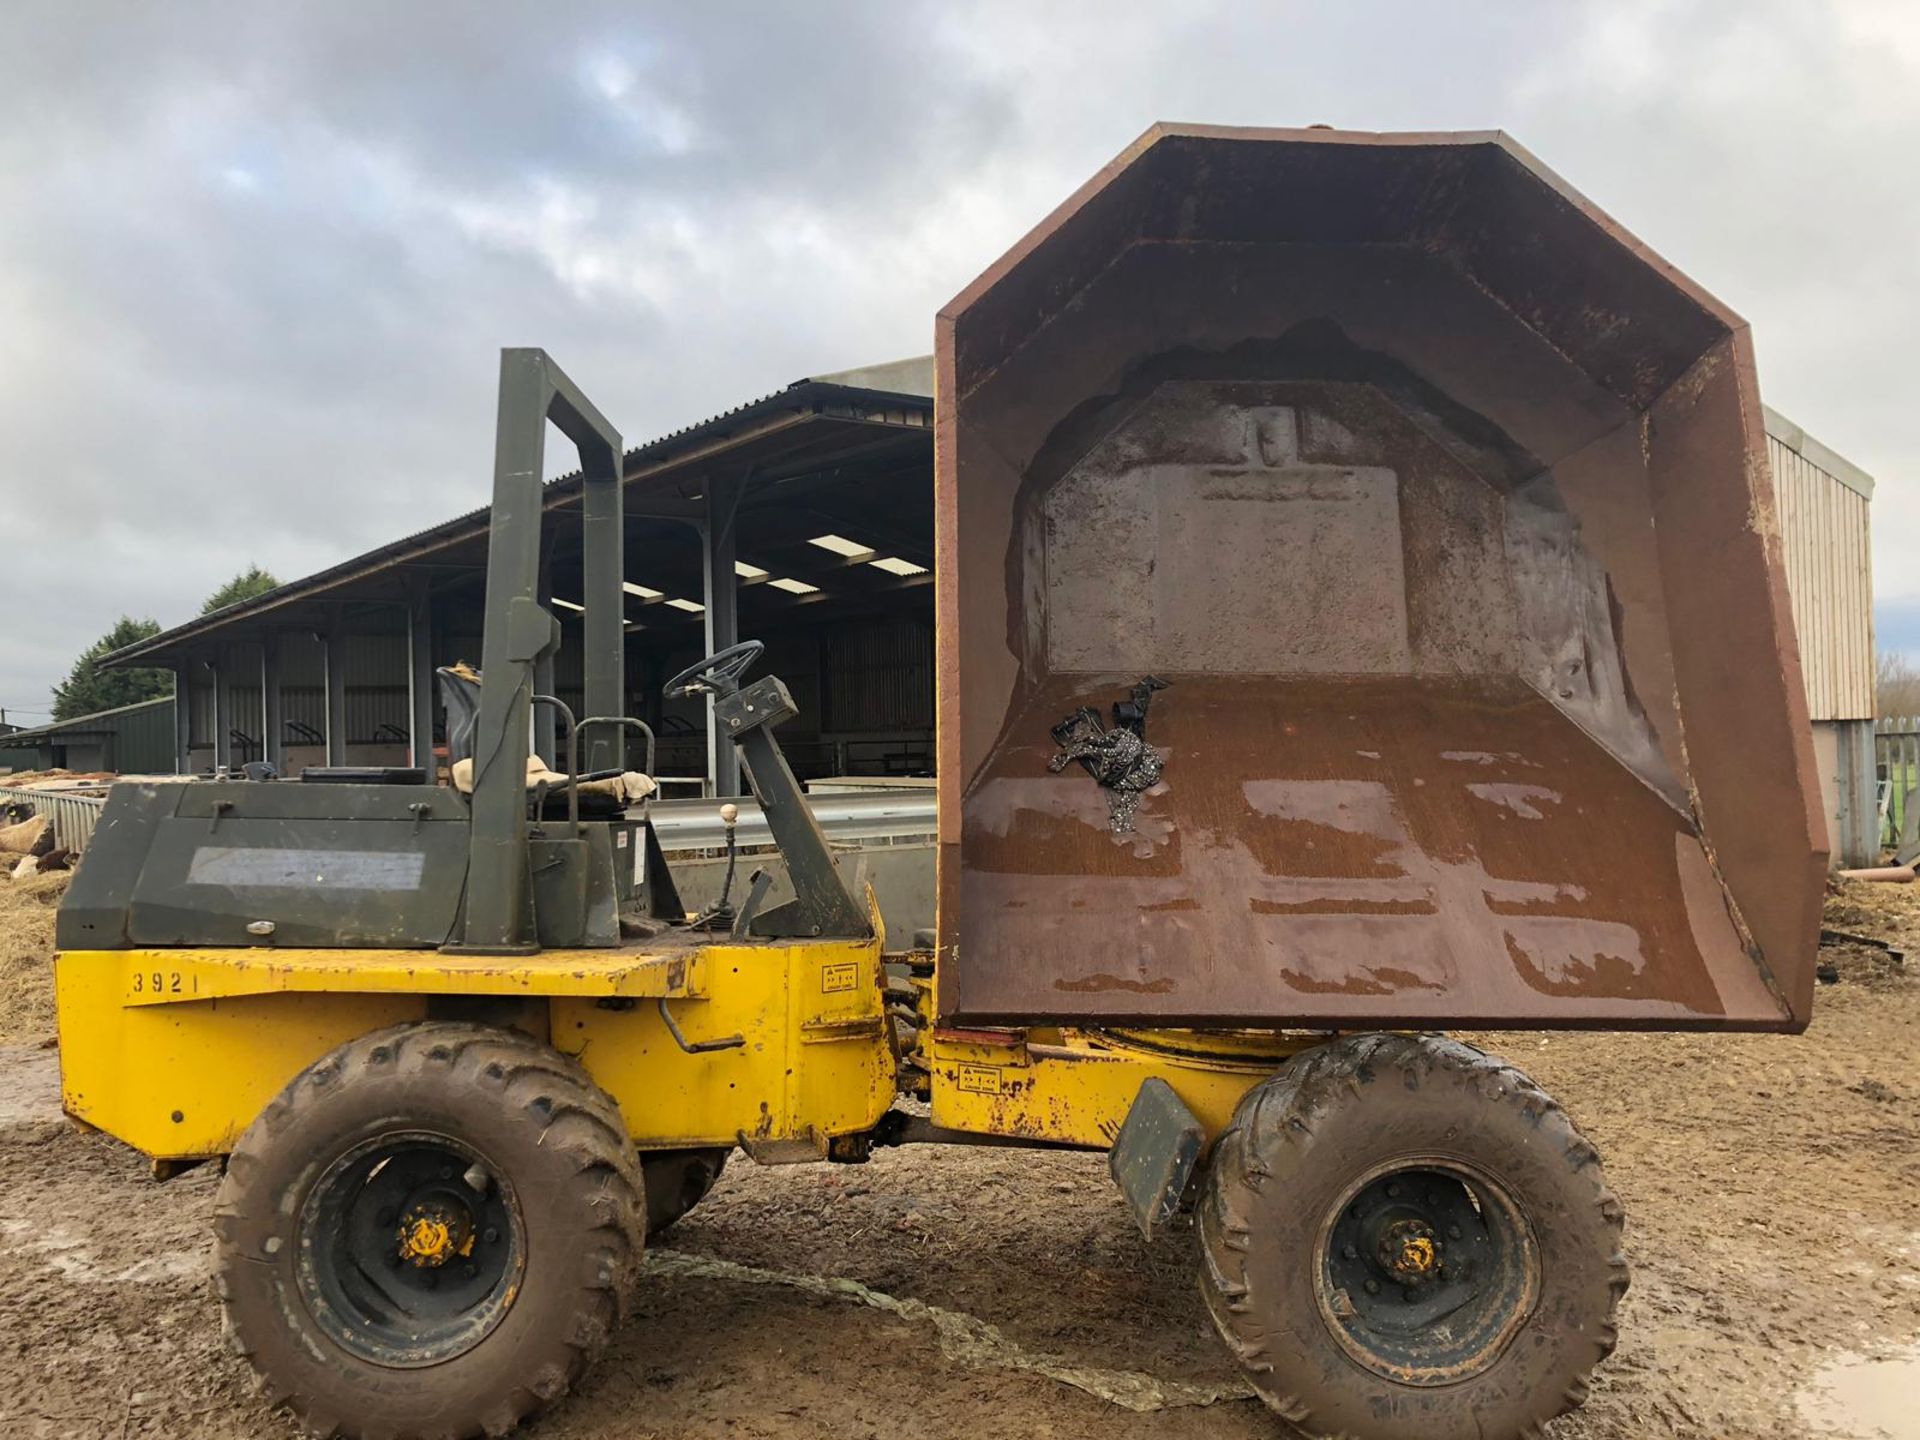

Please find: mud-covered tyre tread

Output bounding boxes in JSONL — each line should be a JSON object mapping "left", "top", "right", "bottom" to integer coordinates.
{"left": 213, "top": 1021, "right": 645, "bottom": 1440}
{"left": 1197, "top": 1032, "right": 1628, "bottom": 1440}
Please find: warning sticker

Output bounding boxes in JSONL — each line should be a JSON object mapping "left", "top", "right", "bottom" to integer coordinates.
{"left": 821, "top": 961, "right": 859, "bottom": 994}
{"left": 956, "top": 1064, "right": 1003, "bottom": 1095}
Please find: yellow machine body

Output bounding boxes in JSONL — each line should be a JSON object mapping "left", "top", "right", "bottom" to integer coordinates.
{"left": 922, "top": 1024, "right": 1312, "bottom": 1148}
{"left": 56, "top": 931, "right": 894, "bottom": 1162}
{"left": 55, "top": 917, "right": 1305, "bottom": 1164}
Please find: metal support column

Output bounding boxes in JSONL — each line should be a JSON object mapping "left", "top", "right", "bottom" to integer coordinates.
{"left": 405, "top": 577, "right": 436, "bottom": 779}
{"left": 702, "top": 476, "right": 743, "bottom": 797}
{"left": 212, "top": 652, "right": 232, "bottom": 774}
{"left": 262, "top": 634, "right": 285, "bottom": 774}
{"left": 639, "top": 651, "right": 663, "bottom": 741}
{"left": 323, "top": 605, "right": 348, "bottom": 766}
{"left": 1837, "top": 718, "right": 1880, "bottom": 869}
{"left": 533, "top": 552, "right": 558, "bottom": 767}
{"left": 172, "top": 664, "right": 192, "bottom": 774}
{"left": 581, "top": 432, "right": 625, "bottom": 774}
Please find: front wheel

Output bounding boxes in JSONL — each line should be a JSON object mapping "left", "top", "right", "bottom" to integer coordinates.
{"left": 213, "top": 1022, "right": 645, "bottom": 1440}
{"left": 1198, "top": 1033, "right": 1627, "bottom": 1440}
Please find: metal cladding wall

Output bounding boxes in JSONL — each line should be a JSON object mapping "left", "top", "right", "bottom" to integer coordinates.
{"left": 4, "top": 696, "right": 176, "bottom": 774}
{"left": 108, "top": 698, "right": 178, "bottom": 772}
{"left": 823, "top": 615, "right": 935, "bottom": 736}
{"left": 1766, "top": 417, "right": 1874, "bottom": 722}
{"left": 934, "top": 124, "right": 1828, "bottom": 1034}
{"left": 187, "top": 632, "right": 411, "bottom": 762}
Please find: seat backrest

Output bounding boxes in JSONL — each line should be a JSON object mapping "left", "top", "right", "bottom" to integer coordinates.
{"left": 436, "top": 666, "right": 483, "bottom": 766}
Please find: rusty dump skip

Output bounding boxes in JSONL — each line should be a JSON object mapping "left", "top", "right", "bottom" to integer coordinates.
{"left": 934, "top": 124, "right": 1826, "bottom": 1032}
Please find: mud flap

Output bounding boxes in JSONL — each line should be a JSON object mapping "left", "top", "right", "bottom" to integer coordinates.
{"left": 1108, "top": 1077, "right": 1204, "bottom": 1239}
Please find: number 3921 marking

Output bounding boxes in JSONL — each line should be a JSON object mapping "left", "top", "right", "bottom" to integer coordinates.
{"left": 129, "top": 969, "right": 197, "bottom": 997}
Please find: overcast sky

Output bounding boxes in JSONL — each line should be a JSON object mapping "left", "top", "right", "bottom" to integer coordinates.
{"left": 1, "top": 0, "right": 1914, "bottom": 720}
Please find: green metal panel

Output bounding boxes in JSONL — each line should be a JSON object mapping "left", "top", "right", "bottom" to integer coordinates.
{"left": 57, "top": 784, "right": 174, "bottom": 948}
{"left": 115, "top": 698, "right": 178, "bottom": 773}
{"left": 60, "top": 781, "right": 470, "bottom": 951}
{"left": 130, "top": 783, "right": 466, "bottom": 948}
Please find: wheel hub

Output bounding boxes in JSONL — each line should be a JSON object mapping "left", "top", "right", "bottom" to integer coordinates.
{"left": 1377, "top": 1217, "right": 1441, "bottom": 1286}
{"left": 296, "top": 1133, "right": 524, "bottom": 1368}
{"left": 1316, "top": 1160, "right": 1541, "bottom": 1386}
{"left": 397, "top": 1197, "right": 476, "bottom": 1269}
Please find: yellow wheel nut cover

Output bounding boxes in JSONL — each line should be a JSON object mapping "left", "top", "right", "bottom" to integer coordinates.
{"left": 401, "top": 1215, "right": 455, "bottom": 1266}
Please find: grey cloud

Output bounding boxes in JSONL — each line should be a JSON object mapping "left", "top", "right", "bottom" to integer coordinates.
{"left": 0, "top": 0, "right": 1913, "bottom": 720}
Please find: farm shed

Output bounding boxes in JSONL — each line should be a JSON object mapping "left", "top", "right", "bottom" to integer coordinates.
{"left": 100, "top": 360, "right": 937, "bottom": 795}
{"left": 1764, "top": 405, "right": 1877, "bottom": 868}
{"left": 0, "top": 717, "right": 34, "bottom": 772}
{"left": 0, "top": 695, "right": 176, "bottom": 776}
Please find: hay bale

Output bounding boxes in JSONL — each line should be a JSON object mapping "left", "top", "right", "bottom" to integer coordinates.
{"left": 0, "top": 869, "right": 68, "bottom": 1044}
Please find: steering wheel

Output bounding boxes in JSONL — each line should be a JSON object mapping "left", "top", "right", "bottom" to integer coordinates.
{"left": 664, "top": 639, "right": 765, "bottom": 699}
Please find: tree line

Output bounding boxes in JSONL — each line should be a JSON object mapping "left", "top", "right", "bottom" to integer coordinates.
{"left": 1880, "top": 652, "right": 1920, "bottom": 723}
{"left": 50, "top": 565, "right": 281, "bottom": 721}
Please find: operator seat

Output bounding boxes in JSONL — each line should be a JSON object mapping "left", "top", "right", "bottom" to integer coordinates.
{"left": 437, "top": 662, "right": 656, "bottom": 819}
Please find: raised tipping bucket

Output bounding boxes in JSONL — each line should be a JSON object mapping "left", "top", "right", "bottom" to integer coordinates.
{"left": 934, "top": 125, "right": 1825, "bottom": 1031}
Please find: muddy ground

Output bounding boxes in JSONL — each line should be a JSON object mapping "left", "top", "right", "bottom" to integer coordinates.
{"left": 2, "top": 879, "right": 1918, "bottom": 1439}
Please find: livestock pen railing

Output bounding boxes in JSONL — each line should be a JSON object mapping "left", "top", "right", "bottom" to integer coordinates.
{"left": 0, "top": 784, "right": 109, "bottom": 853}
{"left": 1874, "top": 718, "right": 1920, "bottom": 851}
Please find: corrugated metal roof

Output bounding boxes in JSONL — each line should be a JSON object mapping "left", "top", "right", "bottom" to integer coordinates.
{"left": 4, "top": 694, "right": 173, "bottom": 742}
{"left": 106, "top": 367, "right": 934, "bottom": 669}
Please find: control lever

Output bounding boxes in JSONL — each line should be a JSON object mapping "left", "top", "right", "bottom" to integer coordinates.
{"left": 692, "top": 802, "right": 740, "bottom": 932}
{"left": 731, "top": 869, "right": 775, "bottom": 939}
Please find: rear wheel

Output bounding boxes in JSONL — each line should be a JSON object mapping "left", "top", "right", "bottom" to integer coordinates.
{"left": 214, "top": 1022, "right": 644, "bottom": 1440}
{"left": 1198, "top": 1033, "right": 1627, "bottom": 1440}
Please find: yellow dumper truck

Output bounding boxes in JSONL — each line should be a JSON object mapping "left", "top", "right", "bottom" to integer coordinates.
{"left": 54, "top": 125, "right": 1824, "bottom": 1440}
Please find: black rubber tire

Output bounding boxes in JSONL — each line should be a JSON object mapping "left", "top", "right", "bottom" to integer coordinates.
{"left": 640, "top": 1147, "right": 729, "bottom": 1237}
{"left": 1198, "top": 1033, "right": 1628, "bottom": 1440}
{"left": 213, "top": 1022, "right": 645, "bottom": 1440}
